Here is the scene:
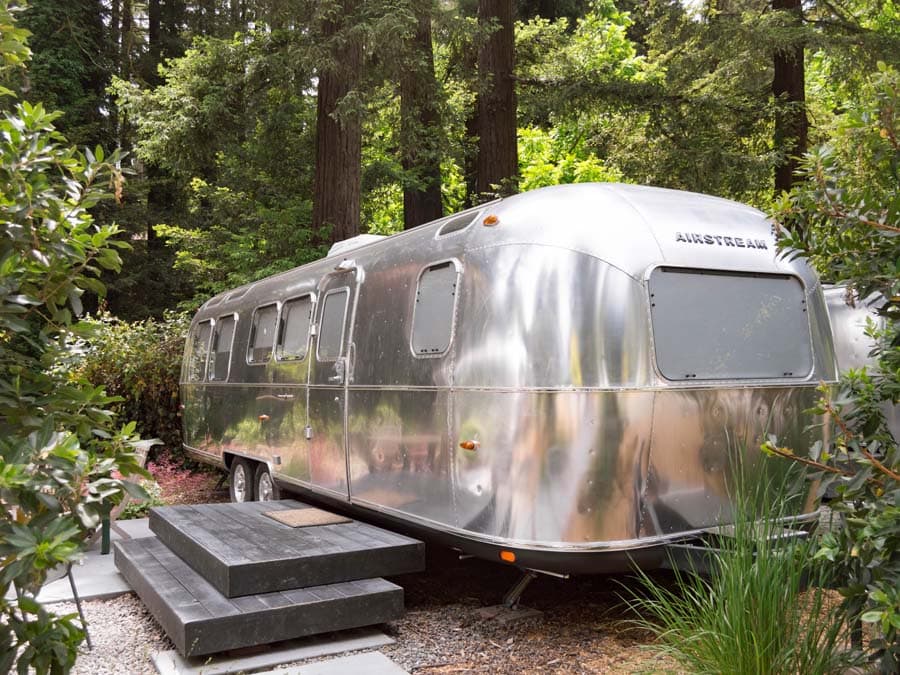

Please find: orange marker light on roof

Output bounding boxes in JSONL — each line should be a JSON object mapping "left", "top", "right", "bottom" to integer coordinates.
{"left": 459, "top": 440, "right": 480, "bottom": 451}
{"left": 483, "top": 214, "right": 499, "bottom": 227}
{"left": 500, "top": 550, "right": 516, "bottom": 563}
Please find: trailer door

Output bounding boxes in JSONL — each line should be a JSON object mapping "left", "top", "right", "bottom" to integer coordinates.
{"left": 307, "top": 268, "right": 358, "bottom": 499}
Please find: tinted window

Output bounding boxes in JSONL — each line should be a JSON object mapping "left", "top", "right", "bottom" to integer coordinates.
{"left": 317, "top": 290, "right": 348, "bottom": 360}
{"left": 248, "top": 304, "right": 278, "bottom": 364}
{"left": 649, "top": 268, "right": 813, "bottom": 380}
{"left": 209, "top": 314, "right": 236, "bottom": 381}
{"left": 188, "top": 321, "right": 212, "bottom": 381}
{"left": 411, "top": 262, "right": 459, "bottom": 356}
{"left": 277, "top": 295, "right": 313, "bottom": 361}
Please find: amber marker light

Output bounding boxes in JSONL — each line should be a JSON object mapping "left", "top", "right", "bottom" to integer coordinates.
{"left": 459, "top": 440, "right": 480, "bottom": 451}
{"left": 483, "top": 214, "right": 499, "bottom": 227}
{"left": 500, "top": 550, "right": 516, "bottom": 563}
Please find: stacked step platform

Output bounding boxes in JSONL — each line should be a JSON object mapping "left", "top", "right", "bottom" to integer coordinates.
{"left": 114, "top": 500, "right": 425, "bottom": 657}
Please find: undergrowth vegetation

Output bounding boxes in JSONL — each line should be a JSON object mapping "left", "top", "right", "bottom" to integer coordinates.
{"left": 626, "top": 471, "right": 852, "bottom": 675}
{"left": 73, "top": 312, "right": 190, "bottom": 453}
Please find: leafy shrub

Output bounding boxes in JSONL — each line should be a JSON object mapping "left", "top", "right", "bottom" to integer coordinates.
{"left": 74, "top": 312, "right": 190, "bottom": 454}
{"left": 771, "top": 62, "right": 899, "bottom": 672}
{"left": 0, "top": 2, "right": 148, "bottom": 670}
{"left": 626, "top": 473, "right": 851, "bottom": 674}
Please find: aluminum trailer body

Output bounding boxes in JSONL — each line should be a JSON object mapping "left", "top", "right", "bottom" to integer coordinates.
{"left": 180, "top": 183, "right": 835, "bottom": 573}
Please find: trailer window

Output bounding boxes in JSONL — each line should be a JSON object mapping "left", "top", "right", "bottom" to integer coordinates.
{"left": 411, "top": 261, "right": 459, "bottom": 357}
{"left": 209, "top": 314, "right": 237, "bottom": 381}
{"left": 248, "top": 304, "right": 278, "bottom": 364}
{"left": 277, "top": 295, "right": 313, "bottom": 361}
{"left": 317, "top": 289, "right": 348, "bottom": 360}
{"left": 188, "top": 320, "right": 212, "bottom": 381}
{"left": 649, "top": 268, "right": 813, "bottom": 381}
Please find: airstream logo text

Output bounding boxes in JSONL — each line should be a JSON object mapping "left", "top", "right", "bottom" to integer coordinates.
{"left": 675, "top": 232, "right": 768, "bottom": 249}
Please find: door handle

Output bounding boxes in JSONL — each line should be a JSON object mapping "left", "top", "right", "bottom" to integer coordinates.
{"left": 329, "top": 359, "right": 346, "bottom": 384}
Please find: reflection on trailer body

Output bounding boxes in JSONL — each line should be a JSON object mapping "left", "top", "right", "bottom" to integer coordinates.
{"left": 181, "top": 183, "right": 835, "bottom": 573}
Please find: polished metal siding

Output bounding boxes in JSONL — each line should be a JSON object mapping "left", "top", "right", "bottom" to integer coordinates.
{"left": 180, "top": 183, "right": 836, "bottom": 562}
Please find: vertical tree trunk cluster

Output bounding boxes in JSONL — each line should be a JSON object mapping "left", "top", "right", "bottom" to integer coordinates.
{"left": 312, "top": 1, "right": 363, "bottom": 245}
{"left": 772, "top": 0, "right": 807, "bottom": 193}
{"left": 400, "top": 3, "right": 444, "bottom": 230}
{"left": 475, "top": 0, "right": 518, "bottom": 199}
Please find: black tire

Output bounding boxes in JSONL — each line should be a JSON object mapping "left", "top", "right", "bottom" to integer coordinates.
{"left": 229, "top": 458, "right": 255, "bottom": 503}
{"left": 254, "top": 463, "right": 281, "bottom": 502}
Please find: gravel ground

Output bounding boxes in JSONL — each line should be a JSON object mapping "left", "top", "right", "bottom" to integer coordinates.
{"left": 65, "top": 545, "right": 676, "bottom": 674}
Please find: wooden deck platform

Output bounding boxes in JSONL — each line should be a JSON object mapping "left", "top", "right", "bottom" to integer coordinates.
{"left": 149, "top": 500, "right": 425, "bottom": 597}
{"left": 115, "top": 536, "right": 404, "bottom": 657}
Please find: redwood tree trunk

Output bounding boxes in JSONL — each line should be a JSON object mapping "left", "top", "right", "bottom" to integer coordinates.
{"left": 312, "top": 2, "right": 362, "bottom": 245}
{"left": 475, "top": 0, "right": 518, "bottom": 198}
{"left": 400, "top": 5, "right": 443, "bottom": 229}
{"left": 772, "top": 0, "right": 807, "bottom": 194}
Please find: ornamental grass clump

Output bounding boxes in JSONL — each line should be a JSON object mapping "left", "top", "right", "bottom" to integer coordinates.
{"left": 625, "top": 471, "right": 852, "bottom": 675}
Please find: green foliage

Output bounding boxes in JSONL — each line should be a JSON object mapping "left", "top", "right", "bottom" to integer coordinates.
{"left": 114, "top": 31, "right": 329, "bottom": 305}
{"left": 626, "top": 471, "right": 851, "bottom": 674}
{"left": 20, "top": 0, "right": 111, "bottom": 148}
{"left": 518, "top": 125, "right": 623, "bottom": 190}
{"left": 770, "top": 63, "right": 900, "bottom": 671}
{"left": 73, "top": 312, "right": 190, "bottom": 453}
{"left": 0, "top": 2, "right": 148, "bottom": 669}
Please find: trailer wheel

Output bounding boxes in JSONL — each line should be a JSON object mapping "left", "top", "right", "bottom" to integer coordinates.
{"left": 229, "top": 458, "right": 255, "bottom": 503}
{"left": 255, "top": 464, "right": 281, "bottom": 502}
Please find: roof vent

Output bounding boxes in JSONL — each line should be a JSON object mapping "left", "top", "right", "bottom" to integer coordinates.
{"left": 437, "top": 211, "right": 481, "bottom": 237}
{"left": 328, "top": 234, "right": 386, "bottom": 257}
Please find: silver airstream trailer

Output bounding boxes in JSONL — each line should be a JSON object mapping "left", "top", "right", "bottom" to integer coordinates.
{"left": 180, "top": 183, "right": 835, "bottom": 574}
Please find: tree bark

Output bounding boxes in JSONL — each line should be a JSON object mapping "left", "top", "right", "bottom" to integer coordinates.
{"left": 772, "top": 0, "right": 807, "bottom": 193}
{"left": 475, "top": 0, "right": 518, "bottom": 199}
{"left": 147, "top": 0, "right": 161, "bottom": 86}
{"left": 400, "top": 5, "right": 443, "bottom": 229}
{"left": 312, "top": 1, "right": 362, "bottom": 246}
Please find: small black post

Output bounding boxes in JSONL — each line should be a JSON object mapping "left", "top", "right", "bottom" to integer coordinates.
{"left": 67, "top": 563, "right": 92, "bottom": 650}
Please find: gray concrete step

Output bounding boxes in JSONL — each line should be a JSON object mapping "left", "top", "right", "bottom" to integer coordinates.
{"left": 149, "top": 500, "right": 425, "bottom": 597}
{"left": 115, "top": 536, "right": 405, "bottom": 657}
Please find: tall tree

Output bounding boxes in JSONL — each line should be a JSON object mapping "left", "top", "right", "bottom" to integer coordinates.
{"left": 400, "top": 1, "right": 443, "bottom": 229}
{"left": 20, "top": 0, "right": 110, "bottom": 148}
{"left": 771, "top": 0, "right": 807, "bottom": 193}
{"left": 312, "top": 1, "right": 363, "bottom": 245}
{"left": 475, "top": 0, "right": 518, "bottom": 198}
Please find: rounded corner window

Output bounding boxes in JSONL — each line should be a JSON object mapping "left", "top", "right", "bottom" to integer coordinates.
{"left": 208, "top": 313, "right": 238, "bottom": 382}
{"left": 247, "top": 303, "right": 279, "bottom": 365}
{"left": 276, "top": 294, "right": 314, "bottom": 362}
{"left": 648, "top": 267, "right": 813, "bottom": 381}
{"left": 410, "top": 260, "right": 462, "bottom": 358}
{"left": 316, "top": 288, "right": 349, "bottom": 362}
